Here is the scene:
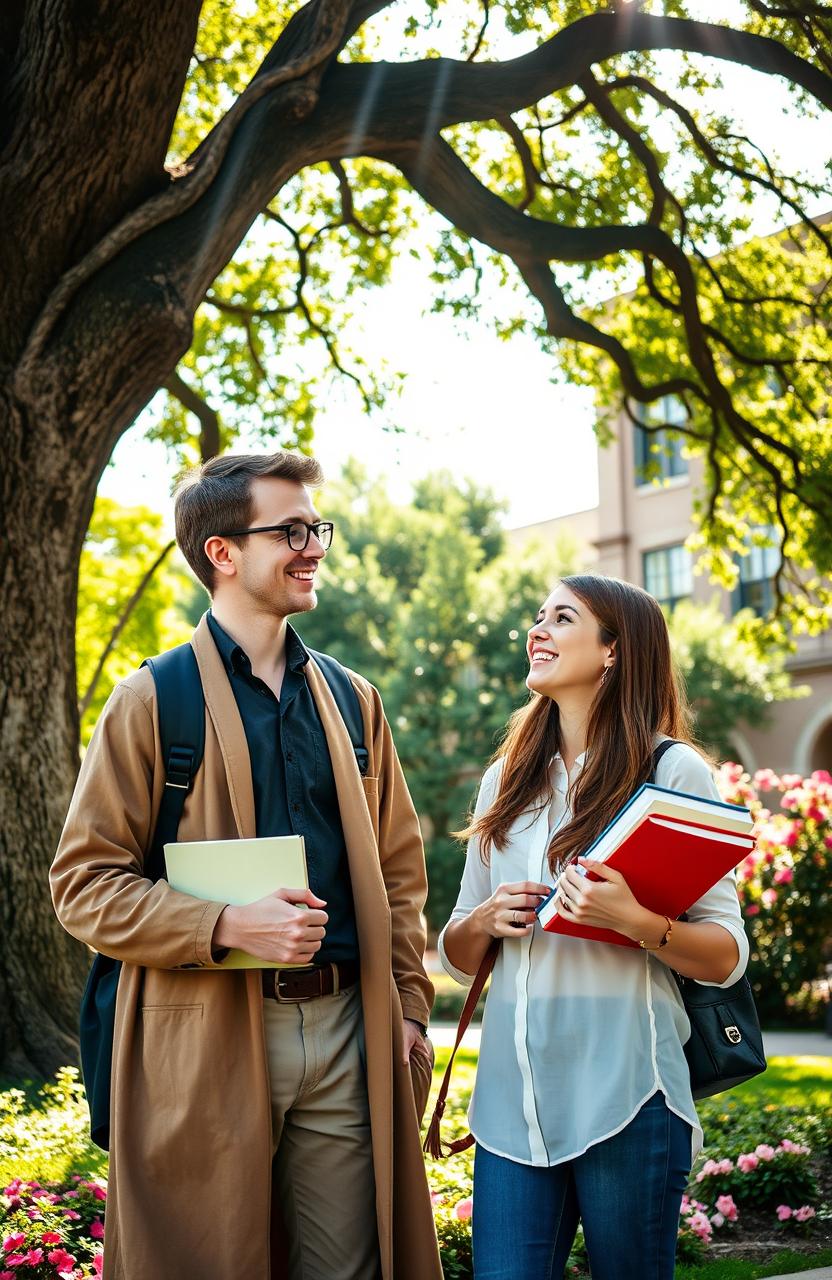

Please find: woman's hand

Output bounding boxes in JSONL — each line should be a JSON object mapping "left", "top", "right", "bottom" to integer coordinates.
{"left": 555, "top": 859, "right": 649, "bottom": 938}
{"left": 473, "top": 880, "right": 551, "bottom": 939}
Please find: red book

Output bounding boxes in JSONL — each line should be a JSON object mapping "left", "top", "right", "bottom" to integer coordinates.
{"left": 536, "top": 784, "right": 755, "bottom": 948}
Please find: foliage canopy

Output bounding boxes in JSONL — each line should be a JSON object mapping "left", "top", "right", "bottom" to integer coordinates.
{"left": 139, "top": 0, "right": 832, "bottom": 643}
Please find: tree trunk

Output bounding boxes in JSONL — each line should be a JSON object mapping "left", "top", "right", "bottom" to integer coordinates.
{"left": 0, "top": 393, "right": 102, "bottom": 1075}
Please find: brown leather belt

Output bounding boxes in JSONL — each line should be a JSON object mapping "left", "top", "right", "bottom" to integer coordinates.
{"left": 261, "top": 961, "right": 360, "bottom": 1003}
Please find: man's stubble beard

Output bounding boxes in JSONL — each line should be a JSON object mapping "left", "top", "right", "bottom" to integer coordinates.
{"left": 240, "top": 568, "right": 317, "bottom": 619}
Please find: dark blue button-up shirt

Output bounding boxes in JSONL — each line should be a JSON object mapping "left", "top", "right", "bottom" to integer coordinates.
{"left": 207, "top": 612, "right": 358, "bottom": 965}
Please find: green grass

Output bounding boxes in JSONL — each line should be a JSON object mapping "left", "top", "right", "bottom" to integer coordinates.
{"left": 676, "top": 1247, "right": 832, "bottom": 1279}
{"left": 728, "top": 1057, "right": 832, "bottom": 1108}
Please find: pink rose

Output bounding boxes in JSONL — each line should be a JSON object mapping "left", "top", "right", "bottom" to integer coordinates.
{"left": 93, "top": 1251, "right": 104, "bottom": 1276}
{"left": 41, "top": 1232, "right": 63, "bottom": 1245}
{"left": 774, "top": 867, "right": 793, "bottom": 884}
{"left": 22, "top": 1250, "right": 44, "bottom": 1266}
{"left": 1, "top": 1236, "right": 25, "bottom": 1254}
{"left": 454, "top": 1197, "right": 473, "bottom": 1221}
{"left": 709, "top": 1211, "right": 724, "bottom": 1227}
{"left": 776, "top": 1205, "right": 793, "bottom": 1221}
{"left": 745, "top": 904, "right": 760, "bottom": 916}
{"left": 761, "top": 889, "right": 778, "bottom": 908}
{"left": 90, "top": 1221, "right": 105, "bottom": 1241}
{"left": 737, "top": 1152, "right": 759, "bottom": 1172}
{"left": 47, "top": 1249, "right": 77, "bottom": 1271}
{"left": 3, "top": 1258, "right": 26, "bottom": 1269}
{"left": 794, "top": 1205, "right": 816, "bottom": 1222}
{"left": 716, "top": 1194, "right": 738, "bottom": 1221}
{"left": 0, "top": 1270, "right": 14, "bottom": 1280}
{"left": 687, "top": 1211, "right": 712, "bottom": 1241}
{"left": 62, "top": 1211, "right": 81, "bottom": 1221}
{"left": 755, "top": 1144, "right": 776, "bottom": 1161}
{"left": 778, "top": 1138, "right": 810, "bottom": 1154}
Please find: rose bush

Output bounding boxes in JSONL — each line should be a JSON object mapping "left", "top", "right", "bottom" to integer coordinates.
{"left": 1, "top": 1178, "right": 105, "bottom": 1279}
{"left": 718, "top": 765, "right": 832, "bottom": 1025}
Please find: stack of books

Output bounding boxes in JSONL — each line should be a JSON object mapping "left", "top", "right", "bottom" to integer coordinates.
{"left": 536, "top": 784, "right": 755, "bottom": 948}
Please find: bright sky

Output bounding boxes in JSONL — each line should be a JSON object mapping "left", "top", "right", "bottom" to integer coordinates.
{"left": 100, "top": 7, "right": 832, "bottom": 533}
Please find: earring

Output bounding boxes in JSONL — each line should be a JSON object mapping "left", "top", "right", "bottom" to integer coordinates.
{"left": 600, "top": 667, "right": 609, "bottom": 686}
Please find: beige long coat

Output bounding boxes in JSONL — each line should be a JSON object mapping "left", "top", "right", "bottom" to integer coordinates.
{"left": 51, "top": 618, "right": 442, "bottom": 1280}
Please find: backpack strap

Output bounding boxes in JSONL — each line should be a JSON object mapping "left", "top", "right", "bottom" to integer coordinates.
{"left": 141, "top": 642, "right": 206, "bottom": 882}
{"left": 306, "top": 649, "right": 370, "bottom": 777}
{"left": 650, "top": 738, "right": 681, "bottom": 781}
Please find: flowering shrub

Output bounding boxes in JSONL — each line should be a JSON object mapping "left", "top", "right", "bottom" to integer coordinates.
{"left": 776, "top": 1203, "right": 817, "bottom": 1227}
{"left": 1, "top": 1177, "right": 105, "bottom": 1278}
{"left": 718, "top": 765, "right": 832, "bottom": 1024}
{"left": 431, "top": 1197, "right": 472, "bottom": 1280}
{"left": 694, "top": 1138, "right": 817, "bottom": 1211}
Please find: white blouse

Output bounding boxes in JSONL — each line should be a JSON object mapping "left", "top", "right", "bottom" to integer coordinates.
{"left": 438, "top": 741, "right": 749, "bottom": 1168}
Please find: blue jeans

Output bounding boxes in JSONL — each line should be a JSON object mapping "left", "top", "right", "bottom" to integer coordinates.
{"left": 472, "top": 1092, "right": 691, "bottom": 1280}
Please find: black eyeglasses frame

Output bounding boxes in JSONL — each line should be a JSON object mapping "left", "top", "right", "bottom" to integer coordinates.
{"left": 213, "top": 521, "right": 334, "bottom": 551}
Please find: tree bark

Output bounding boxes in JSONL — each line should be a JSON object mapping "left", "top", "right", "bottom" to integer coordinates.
{"left": 0, "top": 396, "right": 102, "bottom": 1074}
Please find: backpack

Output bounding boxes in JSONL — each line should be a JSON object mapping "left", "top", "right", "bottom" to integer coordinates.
{"left": 79, "top": 641, "right": 368, "bottom": 1150}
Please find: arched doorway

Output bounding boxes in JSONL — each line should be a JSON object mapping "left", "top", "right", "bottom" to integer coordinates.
{"left": 810, "top": 719, "right": 832, "bottom": 774}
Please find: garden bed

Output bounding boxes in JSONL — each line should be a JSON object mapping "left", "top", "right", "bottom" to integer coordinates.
{"left": 1, "top": 1054, "right": 830, "bottom": 1278}
{"left": 425, "top": 1050, "right": 832, "bottom": 1278}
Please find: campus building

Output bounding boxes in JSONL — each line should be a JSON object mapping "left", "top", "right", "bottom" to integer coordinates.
{"left": 508, "top": 408, "right": 832, "bottom": 777}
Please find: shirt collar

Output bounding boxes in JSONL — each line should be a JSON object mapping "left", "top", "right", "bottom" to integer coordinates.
{"left": 207, "top": 611, "right": 309, "bottom": 677}
{"left": 552, "top": 750, "right": 587, "bottom": 774}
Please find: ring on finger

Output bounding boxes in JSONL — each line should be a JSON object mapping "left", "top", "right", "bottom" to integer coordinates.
{"left": 512, "top": 909, "right": 519, "bottom": 926}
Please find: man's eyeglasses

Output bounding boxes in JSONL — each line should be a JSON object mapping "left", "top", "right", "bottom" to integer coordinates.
{"left": 214, "top": 521, "right": 334, "bottom": 552}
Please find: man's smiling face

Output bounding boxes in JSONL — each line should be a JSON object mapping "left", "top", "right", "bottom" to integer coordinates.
{"left": 227, "top": 476, "right": 327, "bottom": 619}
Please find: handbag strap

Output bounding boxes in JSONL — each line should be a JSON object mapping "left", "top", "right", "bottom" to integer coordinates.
{"left": 423, "top": 938, "right": 499, "bottom": 1159}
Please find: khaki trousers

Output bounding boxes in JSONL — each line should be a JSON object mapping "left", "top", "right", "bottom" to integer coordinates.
{"left": 263, "top": 982, "right": 381, "bottom": 1280}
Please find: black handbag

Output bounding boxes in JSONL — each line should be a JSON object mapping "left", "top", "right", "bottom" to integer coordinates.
{"left": 675, "top": 971, "right": 767, "bottom": 1099}
{"left": 652, "top": 740, "right": 767, "bottom": 1099}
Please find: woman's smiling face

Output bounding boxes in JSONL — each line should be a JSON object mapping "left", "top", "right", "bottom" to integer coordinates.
{"left": 526, "top": 583, "right": 614, "bottom": 698}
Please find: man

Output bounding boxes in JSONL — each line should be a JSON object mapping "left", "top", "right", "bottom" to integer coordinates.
{"left": 51, "top": 451, "right": 442, "bottom": 1280}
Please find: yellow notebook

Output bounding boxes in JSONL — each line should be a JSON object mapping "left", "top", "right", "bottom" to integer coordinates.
{"left": 164, "top": 834, "right": 308, "bottom": 969}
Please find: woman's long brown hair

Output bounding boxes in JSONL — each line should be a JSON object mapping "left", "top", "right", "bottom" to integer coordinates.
{"left": 462, "top": 574, "right": 701, "bottom": 874}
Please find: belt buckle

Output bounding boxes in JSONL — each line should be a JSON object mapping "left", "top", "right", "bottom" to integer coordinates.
{"left": 274, "top": 966, "right": 323, "bottom": 1003}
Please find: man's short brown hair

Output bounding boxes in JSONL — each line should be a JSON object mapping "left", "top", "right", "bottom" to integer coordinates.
{"left": 174, "top": 451, "right": 324, "bottom": 591}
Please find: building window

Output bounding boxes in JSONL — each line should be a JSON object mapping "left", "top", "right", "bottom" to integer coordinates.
{"left": 733, "top": 529, "right": 780, "bottom": 617}
{"left": 643, "top": 544, "right": 693, "bottom": 610}
{"left": 633, "top": 397, "right": 689, "bottom": 486}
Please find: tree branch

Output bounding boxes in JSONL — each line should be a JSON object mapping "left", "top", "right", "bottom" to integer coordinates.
{"left": 13, "top": 0, "right": 374, "bottom": 393}
{"left": 78, "top": 540, "right": 176, "bottom": 719}
{"left": 467, "top": 0, "right": 490, "bottom": 63}
{"left": 163, "top": 370, "right": 221, "bottom": 461}
{"left": 385, "top": 134, "right": 829, "bottom": 519}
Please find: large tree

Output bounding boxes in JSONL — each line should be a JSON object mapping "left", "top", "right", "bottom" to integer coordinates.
{"left": 2, "top": 0, "right": 831, "bottom": 1073}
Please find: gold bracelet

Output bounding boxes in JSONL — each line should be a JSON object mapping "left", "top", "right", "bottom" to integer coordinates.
{"left": 638, "top": 914, "right": 673, "bottom": 951}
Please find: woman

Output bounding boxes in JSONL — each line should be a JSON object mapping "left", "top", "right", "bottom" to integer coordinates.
{"left": 439, "top": 574, "right": 749, "bottom": 1280}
